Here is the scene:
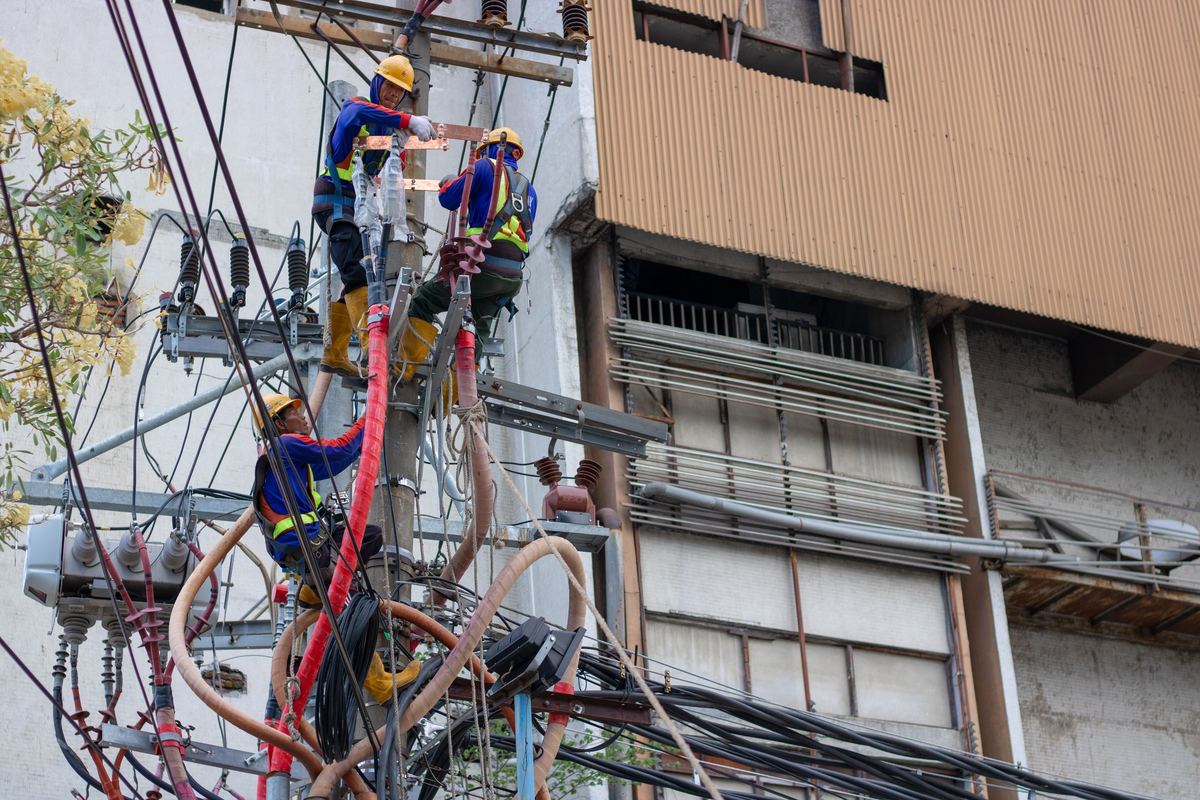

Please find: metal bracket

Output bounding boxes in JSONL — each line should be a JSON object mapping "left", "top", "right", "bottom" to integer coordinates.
{"left": 163, "top": 313, "right": 324, "bottom": 362}
{"left": 476, "top": 377, "right": 669, "bottom": 458}
{"left": 268, "top": 0, "right": 588, "bottom": 61}
{"left": 415, "top": 277, "right": 470, "bottom": 437}
{"left": 99, "top": 723, "right": 308, "bottom": 780}
{"left": 386, "top": 267, "right": 415, "bottom": 359}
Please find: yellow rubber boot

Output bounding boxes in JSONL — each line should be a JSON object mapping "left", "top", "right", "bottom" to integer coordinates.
{"left": 363, "top": 652, "right": 421, "bottom": 704}
{"left": 297, "top": 584, "right": 322, "bottom": 608}
{"left": 343, "top": 285, "right": 370, "bottom": 362}
{"left": 318, "top": 301, "right": 356, "bottom": 377}
{"left": 395, "top": 317, "right": 439, "bottom": 381}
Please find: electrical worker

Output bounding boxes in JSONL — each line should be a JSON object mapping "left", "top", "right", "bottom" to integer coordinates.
{"left": 250, "top": 393, "right": 415, "bottom": 703}
{"left": 396, "top": 127, "right": 537, "bottom": 380}
{"left": 314, "top": 53, "right": 437, "bottom": 377}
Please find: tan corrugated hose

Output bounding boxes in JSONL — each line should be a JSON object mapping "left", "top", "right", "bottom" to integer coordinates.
{"left": 307, "top": 536, "right": 588, "bottom": 798}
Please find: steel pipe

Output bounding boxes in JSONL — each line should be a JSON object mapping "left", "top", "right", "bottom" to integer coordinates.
{"left": 640, "top": 483, "right": 1082, "bottom": 565}
{"left": 32, "top": 347, "right": 317, "bottom": 481}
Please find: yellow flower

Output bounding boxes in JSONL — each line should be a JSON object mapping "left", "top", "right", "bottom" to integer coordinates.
{"left": 0, "top": 41, "right": 50, "bottom": 122}
{"left": 109, "top": 202, "right": 147, "bottom": 246}
{"left": 0, "top": 500, "right": 31, "bottom": 532}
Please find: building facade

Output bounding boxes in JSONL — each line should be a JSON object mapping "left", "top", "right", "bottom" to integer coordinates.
{"left": 4, "top": 0, "right": 1200, "bottom": 798}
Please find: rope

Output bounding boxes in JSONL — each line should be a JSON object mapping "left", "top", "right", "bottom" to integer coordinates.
{"left": 476, "top": 434, "right": 726, "bottom": 800}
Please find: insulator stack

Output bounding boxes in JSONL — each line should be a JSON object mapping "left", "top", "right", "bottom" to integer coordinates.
{"left": 229, "top": 235, "right": 249, "bottom": 309}
{"left": 480, "top": 0, "right": 509, "bottom": 27}
{"left": 560, "top": 1, "right": 591, "bottom": 43}
{"left": 177, "top": 231, "right": 201, "bottom": 303}
{"left": 535, "top": 456, "right": 562, "bottom": 486}
{"left": 574, "top": 458, "right": 602, "bottom": 491}
{"left": 286, "top": 237, "right": 307, "bottom": 309}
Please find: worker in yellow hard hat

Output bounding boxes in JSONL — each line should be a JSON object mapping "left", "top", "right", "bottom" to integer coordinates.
{"left": 313, "top": 54, "right": 437, "bottom": 378}
{"left": 249, "top": 392, "right": 417, "bottom": 701}
{"left": 396, "top": 127, "right": 538, "bottom": 383}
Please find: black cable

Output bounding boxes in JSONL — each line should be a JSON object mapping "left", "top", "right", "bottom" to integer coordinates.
{"left": 109, "top": 2, "right": 380, "bottom": 753}
{"left": 1, "top": 132, "right": 157, "bottom": 731}
{"left": 0, "top": 634, "right": 146, "bottom": 799}
{"left": 52, "top": 685, "right": 106, "bottom": 793}
{"left": 314, "top": 592, "right": 381, "bottom": 761}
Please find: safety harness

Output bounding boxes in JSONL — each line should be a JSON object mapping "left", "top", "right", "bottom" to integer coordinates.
{"left": 252, "top": 447, "right": 329, "bottom": 569}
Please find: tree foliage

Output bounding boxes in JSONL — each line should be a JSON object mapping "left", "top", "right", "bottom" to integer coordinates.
{"left": 0, "top": 39, "right": 166, "bottom": 542}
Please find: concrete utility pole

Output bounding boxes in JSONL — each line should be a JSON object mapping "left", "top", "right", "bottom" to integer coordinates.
{"left": 369, "top": 22, "right": 430, "bottom": 567}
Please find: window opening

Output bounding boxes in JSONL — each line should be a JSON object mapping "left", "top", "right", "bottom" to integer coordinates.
{"left": 632, "top": 1, "right": 886, "bottom": 99}
{"left": 621, "top": 258, "right": 887, "bottom": 365}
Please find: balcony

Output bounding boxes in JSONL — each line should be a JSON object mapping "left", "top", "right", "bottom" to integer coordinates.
{"left": 985, "top": 471, "right": 1200, "bottom": 637}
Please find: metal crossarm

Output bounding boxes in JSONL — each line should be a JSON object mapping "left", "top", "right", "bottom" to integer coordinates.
{"left": 163, "top": 312, "right": 324, "bottom": 362}
{"left": 476, "top": 377, "right": 669, "bottom": 457}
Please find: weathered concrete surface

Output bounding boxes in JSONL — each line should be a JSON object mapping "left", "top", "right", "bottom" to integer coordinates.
{"left": 1010, "top": 623, "right": 1200, "bottom": 800}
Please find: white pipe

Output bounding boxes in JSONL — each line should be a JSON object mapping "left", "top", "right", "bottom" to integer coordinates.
{"left": 640, "top": 483, "right": 1080, "bottom": 565}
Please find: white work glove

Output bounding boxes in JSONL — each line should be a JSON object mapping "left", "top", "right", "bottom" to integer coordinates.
{"left": 407, "top": 115, "right": 435, "bottom": 142}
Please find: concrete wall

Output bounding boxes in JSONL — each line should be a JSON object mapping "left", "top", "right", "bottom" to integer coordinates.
{"left": 967, "top": 318, "right": 1200, "bottom": 797}
{"left": 1010, "top": 623, "right": 1200, "bottom": 799}
{"left": 967, "top": 319, "right": 1200, "bottom": 511}
{"left": 2, "top": 1, "right": 595, "bottom": 796}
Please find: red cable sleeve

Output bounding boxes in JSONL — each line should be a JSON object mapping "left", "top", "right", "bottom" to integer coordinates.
{"left": 267, "top": 305, "right": 390, "bottom": 778}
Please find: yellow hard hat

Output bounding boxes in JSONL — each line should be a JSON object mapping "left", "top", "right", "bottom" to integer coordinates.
{"left": 376, "top": 54, "right": 414, "bottom": 93}
{"left": 476, "top": 127, "right": 524, "bottom": 159}
{"left": 253, "top": 393, "right": 301, "bottom": 431}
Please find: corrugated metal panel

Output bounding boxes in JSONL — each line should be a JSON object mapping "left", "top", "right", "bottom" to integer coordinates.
{"left": 649, "top": 0, "right": 764, "bottom": 30}
{"left": 593, "top": 0, "right": 1200, "bottom": 348}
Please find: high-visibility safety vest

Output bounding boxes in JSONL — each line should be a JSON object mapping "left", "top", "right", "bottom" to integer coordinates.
{"left": 252, "top": 451, "right": 324, "bottom": 541}
{"left": 321, "top": 123, "right": 389, "bottom": 185}
{"left": 469, "top": 162, "right": 533, "bottom": 255}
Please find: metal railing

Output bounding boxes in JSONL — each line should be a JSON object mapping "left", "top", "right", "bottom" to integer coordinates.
{"left": 985, "top": 470, "right": 1200, "bottom": 592}
{"left": 626, "top": 291, "right": 885, "bottom": 365}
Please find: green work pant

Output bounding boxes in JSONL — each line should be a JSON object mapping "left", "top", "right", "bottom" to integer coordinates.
{"left": 409, "top": 271, "right": 523, "bottom": 340}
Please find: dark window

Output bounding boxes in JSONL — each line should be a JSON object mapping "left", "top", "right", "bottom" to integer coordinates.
{"left": 175, "top": 0, "right": 227, "bottom": 13}
{"left": 632, "top": 1, "right": 886, "bottom": 100}
{"left": 621, "top": 258, "right": 888, "bottom": 365}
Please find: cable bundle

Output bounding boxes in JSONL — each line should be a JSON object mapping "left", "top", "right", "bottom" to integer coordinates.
{"left": 314, "top": 592, "right": 381, "bottom": 761}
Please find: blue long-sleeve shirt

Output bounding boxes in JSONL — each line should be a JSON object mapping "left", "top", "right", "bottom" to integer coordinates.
{"left": 313, "top": 74, "right": 411, "bottom": 216}
{"left": 259, "top": 417, "right": 365, "bottom": 547}
{"left": 438, "top": 150, "right": 538, "bottom": 233}
{"left": 327, "top": 97, "right": 411, "bottom": 170}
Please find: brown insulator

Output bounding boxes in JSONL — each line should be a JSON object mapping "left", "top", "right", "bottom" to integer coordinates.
{"left": 560, "top": 1, "right": 591, "bottom": 43}
{"left": 286, "top": 237, "right": 308, "bottom": 310}
{"left": 177, "top": 231, "right": 201, "bottom": 303}
{"left": 534, "top": 456, "right": 562, "bottom": 486}
{"left": 229, "top": 235, "right": 249, "bottom": 309}
{"left": 480, "top": 0, "right": 509, "bottom": 27}
{"left": 574, "top": 458, "right": 602, "bottom": 492}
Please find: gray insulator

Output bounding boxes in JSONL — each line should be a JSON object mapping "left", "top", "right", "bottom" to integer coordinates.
{"left": 69, "top": 528, "right": 98, "bottom": 567}
{"left": 161, "top": 535, "right": 190, "bottom": 573}
{"left": 59, "top": 613, "right": 93, "bottom": 647}
{"left": 114, "top": 530, "right": 144, "bottom": 570}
